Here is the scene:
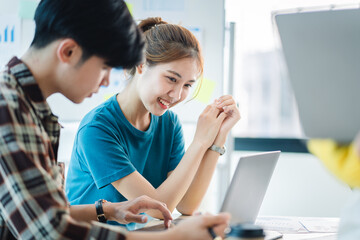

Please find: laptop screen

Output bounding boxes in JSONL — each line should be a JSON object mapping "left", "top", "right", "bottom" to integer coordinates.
{"left": 221, "top": 151, "right": 280, "bottom": 224}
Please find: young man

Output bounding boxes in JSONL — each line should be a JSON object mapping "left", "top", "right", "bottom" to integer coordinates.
{"left": 0, "top": 0, "right": 229, "bottom": 239}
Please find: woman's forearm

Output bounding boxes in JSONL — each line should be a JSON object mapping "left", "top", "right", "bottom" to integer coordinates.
{"left": 155, "top": 141, "right": 207, "bottom": 208}
{"left": 176, "top": 150, "right": 219, "bottom": 215}
{"left": 176, "top": 134, "right": 228, "bottom": 214}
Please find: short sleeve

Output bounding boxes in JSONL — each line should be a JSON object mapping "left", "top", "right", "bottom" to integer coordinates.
{"left": 168, "top": 113, "right": 185, "bottom": 172}
{"left": 308, "top": 139, "right": 360, "bottom": 188}
{"left": 76, "top": 124, "right": 136, "bottom": 189}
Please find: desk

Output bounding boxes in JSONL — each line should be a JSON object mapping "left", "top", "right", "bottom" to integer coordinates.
{"left": 139, "top": 216, "right": 338, "bottom": 240}
{"left": 279, "top": 233, "right": 336, "bottom": 240}
{"left": 256, "top": 216, "right": 338, "bottom": 240}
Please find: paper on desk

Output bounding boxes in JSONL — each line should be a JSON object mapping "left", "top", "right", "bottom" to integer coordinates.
{"left": 256, "top": 216, "right": 305, "bottom": 233}
{"left": 299, "top": 218, "right": 339, "bottom": 233}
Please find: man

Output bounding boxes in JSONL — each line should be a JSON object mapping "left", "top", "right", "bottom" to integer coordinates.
{"left": 0, "top": 0, "right": 229, "bottom": 239}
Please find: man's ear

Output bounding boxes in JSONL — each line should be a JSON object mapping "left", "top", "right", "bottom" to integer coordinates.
{"left": 56, "top": 39, "right": 81, "bottom": 65}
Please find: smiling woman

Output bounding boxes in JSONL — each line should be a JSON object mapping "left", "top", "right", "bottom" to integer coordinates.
{"left": 133, "top": 58, "right": 198, "bottom": 117}
{"left": 65, "top": 17, "right": 240, "bottom": 230}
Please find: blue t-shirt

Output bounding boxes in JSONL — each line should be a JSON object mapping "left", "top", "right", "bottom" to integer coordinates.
{"left": 66, "top": 94, "right": 185, "bottom": 221}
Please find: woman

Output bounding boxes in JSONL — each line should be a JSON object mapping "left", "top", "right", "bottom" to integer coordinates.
{"left": 66, "top": 17, "right": 240, "bottom": 227}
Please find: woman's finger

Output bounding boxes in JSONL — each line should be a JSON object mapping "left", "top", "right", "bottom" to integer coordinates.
{"left": 217, "top": 99, "right": 236, "bottom": 108}
{"left": 217, "top": 95, "right": 233, "bottom": 102}
{"left": 217, "top": 112, "right": 227, "bottom": 122}
{"left": 223, "top": 104, "right": 239, "bottom": 115}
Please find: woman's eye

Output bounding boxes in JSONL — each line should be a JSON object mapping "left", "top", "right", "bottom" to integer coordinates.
{"left": 167, "top": 77, "right": 177, "bottom": 82}
{"left": 184, "top": 84, "right": 192, "bottom": 88}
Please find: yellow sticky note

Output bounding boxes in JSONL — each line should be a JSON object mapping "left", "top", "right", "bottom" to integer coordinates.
{"left": 194, "top": 78, "right": 216, "bottom": 104}
{"left": 19, "top": 0, "right": 39, "bottom": 20}
{"left": 103, "top": 93, "right": 115, "bottom": 101}
{"left": 125, "top": 2, "right": 134, "bottom": 16}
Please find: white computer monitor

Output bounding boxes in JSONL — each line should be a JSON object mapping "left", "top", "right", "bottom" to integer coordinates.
{"left": 275, "top": 8, "right": 360, "bottom": 143}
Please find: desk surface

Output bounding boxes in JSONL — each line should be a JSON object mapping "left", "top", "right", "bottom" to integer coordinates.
{"left": 139, "top": 216, "right": 338, "bottom": 240}
{"left": 257, "top": 216, "right": 338, "bottom": 240}
{"left": 281, "top": 233, "right": 336, "bottom": 240}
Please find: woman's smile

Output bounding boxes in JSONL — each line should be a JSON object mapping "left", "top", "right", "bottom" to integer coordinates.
{"left": 158, "top": 97, "right": 171, "bottom": 109}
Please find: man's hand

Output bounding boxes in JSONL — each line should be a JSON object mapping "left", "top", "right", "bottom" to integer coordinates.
{"left": 170, "top": 213, "right": 230, "bottom": 240}
{"left": 105, "top": 195, "right": 173, "bottom": 227}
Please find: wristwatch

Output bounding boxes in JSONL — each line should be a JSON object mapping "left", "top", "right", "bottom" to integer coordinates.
{"left": 209, "top": 144, "right": 226, "bottom": 156}
{"left": 95, "top": 199, "right": 108, "bottom": 223}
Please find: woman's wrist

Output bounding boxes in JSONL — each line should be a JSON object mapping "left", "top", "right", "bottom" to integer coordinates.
{"left": 191, "top": 140, "right": 210, "bottom": 152}
{"left": 213, "top": 133, "right": 228, "bottom": 147}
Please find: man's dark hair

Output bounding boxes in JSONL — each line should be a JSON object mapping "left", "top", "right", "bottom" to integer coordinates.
{"left": 31, "top": 0, "right": 144, "bottom": 68}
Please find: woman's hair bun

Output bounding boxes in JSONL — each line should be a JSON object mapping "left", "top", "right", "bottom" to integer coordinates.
{"left": 139, "top": 17, "right": 168, "bottom": 32}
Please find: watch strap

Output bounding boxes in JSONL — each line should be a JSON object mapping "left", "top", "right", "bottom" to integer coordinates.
{"left": 95, "top": 199, "right": 107, "bottom": 223}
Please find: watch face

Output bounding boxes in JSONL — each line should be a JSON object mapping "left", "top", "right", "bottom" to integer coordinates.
{"left": 210, "top": 145, "right": 226, "bottom": 155}
{"left": 219, "top": 147, "right": 225, "bottom": 155}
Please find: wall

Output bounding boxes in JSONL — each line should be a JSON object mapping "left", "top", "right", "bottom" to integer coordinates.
{"left": 0, "top": 0, "right": 36, "bottom": 66}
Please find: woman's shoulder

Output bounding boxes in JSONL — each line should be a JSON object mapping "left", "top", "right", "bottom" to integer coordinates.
{"left": 164, "top": 110, "right": 178, "bottom": 118}
{"left": 158, "top": 110, "right": 182, "bottom": 128}
{"left": 160, "top": 110, "right": 178, "bottom": 120}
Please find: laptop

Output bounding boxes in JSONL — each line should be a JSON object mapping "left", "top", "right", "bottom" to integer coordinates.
{"left": 274, "top": 8, "right": 360, "bottom": 143}
{"left": 137, "top": 151, "right": 280, "bottom": 230}
{"left": 221, "top": 151, "right": 280, "bottom": 224}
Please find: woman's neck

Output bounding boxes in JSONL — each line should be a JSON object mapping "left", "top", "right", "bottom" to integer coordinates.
{"left": 117, "top": 79, "right": 151, "bottom": 131}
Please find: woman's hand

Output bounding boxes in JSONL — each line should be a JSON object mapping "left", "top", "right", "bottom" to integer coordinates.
{"left": 214, "top": 95, "right": 241, "bottom": 145}
{"left": 193, "top": 104, "right": 227, "bottom": 149}
{"left": 104, "top": 195, "right": 173, "bottom": 228}
{"left": 170, "top": 213, "right": 230, "bottom": 240}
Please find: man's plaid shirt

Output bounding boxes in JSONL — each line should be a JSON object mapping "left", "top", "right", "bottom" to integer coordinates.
{"left": 0, "top": 57, "right": 127, "bottom": 240}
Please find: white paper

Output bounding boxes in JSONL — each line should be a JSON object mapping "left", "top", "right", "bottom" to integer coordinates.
{"left": 256, "top": 216, "right": 304, "bottom": 233}
{"left": 299, "top": 218, "right": 339, "bottom": 233}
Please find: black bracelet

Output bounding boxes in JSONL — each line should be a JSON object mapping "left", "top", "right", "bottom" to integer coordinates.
{"left": 95, "top": 199, "right": 107, "bottom": 223}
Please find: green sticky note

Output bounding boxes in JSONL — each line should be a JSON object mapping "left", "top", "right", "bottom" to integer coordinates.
{"left": 125, "top": 2, "right": 134, "bottom": 16}
{"left": 194, "top": 78, "right": 216, "bottom": 104}
{"left": 19, "top": 0, "right": 39, "bottom": 20}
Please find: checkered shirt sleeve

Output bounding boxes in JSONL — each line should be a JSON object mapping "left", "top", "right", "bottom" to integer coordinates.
{"left": 0, "top": 58, "right": 127, "bottom": 240}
